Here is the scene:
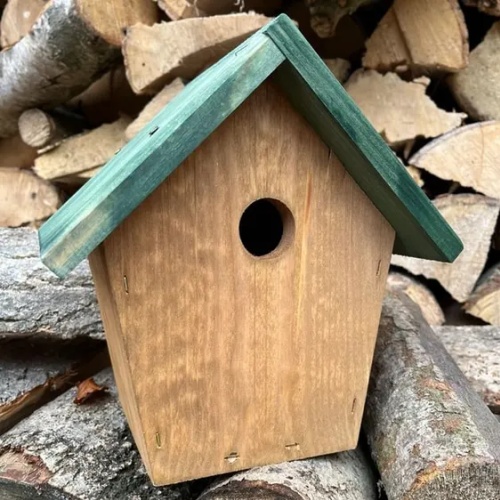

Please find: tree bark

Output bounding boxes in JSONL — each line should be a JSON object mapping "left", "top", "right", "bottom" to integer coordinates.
{"left": 0, "top": 227, "right": 103, "bottom": 341}
{"left": 364, "top": 292, "right": 500, "bottom": 499}
{"left": 0, "top": 0, "right": 158, "bottom": 138}
{"left": 391, "top": 194, "right": 500, "bottom": 302}
{"left": 0, "top": 369, "right": 195, "bottom": 499}
{"left": 199, "top": 448, "right": 378, "bottom": 499}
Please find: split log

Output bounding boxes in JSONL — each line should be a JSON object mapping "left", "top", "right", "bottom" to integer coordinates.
{"left": 386, "top": 272, "right": 444, "bottom": 326}
{"left": 126, "top": 78, "right": 185, "bottom": 140}
{"left": 324, "top": 58, "right": 351, "bottom": 82}
{"left": 157, "top": 0, "right": 282, "bottom": 19}
{"left": 305, "top": 0, "right": 377, "bottom": 38}
{"left": 0, "top": 369, "right": 195, "bottom": 499}
{"left": 68, "top": 66, "right": 151, "bottom": 127}
{"left": 449, "top": 21, "right": 500, "bottom": 122}
{"left": 0, "top": 227, "right": 103, "bottom": 341}
{"left": 0, "top": 169, "right": 60, "bottom": 227}
{"left": 409, "top": 122, "right": 500, "bottom": 200}
{"left": 0, "top": 134, "right": 37, "bottom": 168}
{"left": 465, "top": 263, "right": 500, "bottom": 325}
{"left": 345, "top": 70, "right": 466, "bottom": 148}
{"left": 123, "top": 13, "right": 270, "bottom": 95}
{"left": 18, "top": 108, "right": 86, "bottom": 151}
{"left": 199, "top": 449, "right": 377, "bottom": 499}
{"left": 462, "top": 0, "right": 500, "bottom": 15}
{"left": 365, "top": 292, "right": 500, "bottom": 499}
{"left": 363, "top": 0, "right": 468, "bottom": 75}
{"left": 392, "top": 194, "right": 500, "bottom": 302}
{"left": 406, "top": 165, "right": 423, "bottom": 186}
{"left": 0, "top": 342, "right": 108, "bottom": 435}
{"left": 0, "top": 0, "right": 158, "bottom": 138}
{"left": 54, "top": 166, "right": 102, "bottom": 185}
{"left": 33, "top": 116, "right": 130, "bottom": 181}
{"left": 0, "top": 0, "right": 45, "bottom": 48}
{"left": 434, "top": 325, "right": 500, "bottom": 411}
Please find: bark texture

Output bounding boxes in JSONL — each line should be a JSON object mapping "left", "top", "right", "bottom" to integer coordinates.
{"left": 0, "top": 227, "right": 103, "bottom": 340}
{"left": 199, "top": 449, "right": 377, "bottom": 499}
{"left": 364, "top": 292, "right": 500, "bottom": 499}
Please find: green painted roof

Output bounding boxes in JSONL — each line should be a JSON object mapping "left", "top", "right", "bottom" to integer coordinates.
{"left": 39, "top": 14, "right": 462, "bottom": 278}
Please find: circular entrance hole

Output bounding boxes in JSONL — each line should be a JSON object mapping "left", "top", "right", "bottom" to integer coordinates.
{"left": 239, "top": 198, "right": 294, "bottom": 257}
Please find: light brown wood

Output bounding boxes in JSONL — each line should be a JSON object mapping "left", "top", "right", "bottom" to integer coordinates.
{"left": 392, "top": 194, "right": 500, "bottom": 302}
{"left": 323, "top": 58, "right": 351, "bottom": 82}
{"left": 123, "top": 13, "right": 270, "bottom": 94}
{"left": 345, "top": 70, "right": 466, "bottom": 148}
{"left": 462, "top": 0, "right": 500, "bottom": 15}
{"left": 410, "top": 122, "right": 500, "bottom": 200}
{"left": 465, "top": 263, "right": 500, "bottom": 325}
{"left": 157, "top": 0, "right": 282, "bottom": 19}
{"left": 125, "top": 78, "right": 185, "bottom": 140}
{"left": 0, "top": 134, "right": 37, "bottom": 168}
{"left": 386, "top": 271, "right": 445, "bottom": 326}
{"left": 363, "top": 0, "right": 468, "bottom": 75}
{"left": 449, "top": 21, "right": 500, "bottom": 122}
{"left": 33, "top": 117, "right": 130, "bottom": 181}
{"left": 90, "top": 81, "right": 395, "bottom": 485}
{"left": 0, "top": 168, "right": 60, "bottom": 227}
{"left": 0, "top": 0, "right": 46, "bottom": 48}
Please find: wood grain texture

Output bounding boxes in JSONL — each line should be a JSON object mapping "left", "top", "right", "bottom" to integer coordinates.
{"left": 449, "top": 21, "right": 500, "bottom": 122}
{"left": 123, "top": 13, "right": 270, "bottom": 94}
{"left": 465, "top": 263, "right": 500, "bottom": 325}
{"left": 392, "top": 194, "right": 500, "bottom": 302}
{"left": 199, "top": 449, "right": 377, "bottom": 499}
{"left": 365, "top": 292, "right": 500, "bottom": 499}
{"left": 363, "top": 0, "right": 468, "bottom": 75}
{"left": 39, "top": 16, "right": 462, "bottom": 278}
{"left": 434, "top": 325, "right": 500, "bottom": 410}
{"left": 90, "top": 81, "right": 395, "bottom": 485}
{"left": 345, "top": 70, "right": 466, "bottom": 147}
{"left": 0, "top": 0, "right": 45, "bottom": 48}
{"left": 410, "top": 122, "right": 500, "bottom": 199}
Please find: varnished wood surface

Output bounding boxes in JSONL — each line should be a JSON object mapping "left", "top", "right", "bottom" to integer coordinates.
{"left": 93, "top": 82, "right": 395, "bottom": 485}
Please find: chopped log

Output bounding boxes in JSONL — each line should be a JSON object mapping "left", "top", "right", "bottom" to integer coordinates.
{"left": 54, "top": 166, "right": 102, "bottom": 185}
{"left": 68, "top": 66, "right": 151, "bottom": 127}
{"left": 409, "top": 122, "right": 500, "bottom": 200}
{"left": 305, "top": 0, "right": 377, "bottom": 38}
{"left": 345, "top": 70, "right": 466, "bottom": 148}
{"left": 324, "top": 58, "right": 351, "bottom": 82}
{"left": 123, "top": 13, "right": 270, "bottom": 95}
{"left": 407, "top": 165, "right": 423, "bottom": 186}
{"left": 33, "top": 117, "right": 130, "bottom": 181}
{"left": 125, "top": 78, "right": 185, "bottom": 140}
{"left": 157, "top": 0, "right": 282, "bottom": 19}
{"left": 465, "top": 263, "right": 500, "bottom": 325}
{"left": 434, "top": 325, "right": 500, "bottom": 410}
{"left": 0, "top": 0, "right": 45, "bottom": 48}
{"left": 0, "top": 369, "right": 194, "bottom": 499}
{"left": 386, "top": 271, "right": 445, "bottom": 326}
{"left": 365, "top": 292, "right": 500, "bottom": 499}
{"left": 199, "top": 449, "right": 377, "bottom": 499}
{"left": 0, "top": 169, "right": 60, "bottom": 227}
{"left": 0, "top": 227, "right": 102, "bottom": 341}
{"left": 363, "top": 0, "right": 468, "bottom": 75}
{"left": 462, "top": 0, "right": 500, "bottom": 15}
{"left": 449, "top": 21, "right": 500, "bottom": 122}
{"left": 0, "top": 0, "right": 158, "bottom": 138}
{"left": 392, "top": 194, "right": 500, "bottom": 302}
{"left": 0, "top": 134, "right": 37, "bottom": 168}
{"left": 18, "top": 108, "right": 85, "bottom": 151}
{"left": 0, "top": 343, "right": 108, "bottom": 435}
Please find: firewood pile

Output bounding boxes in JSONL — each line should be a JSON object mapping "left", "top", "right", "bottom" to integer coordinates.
{"left": 1, "top": 0, "right": 500, "bottom": 498}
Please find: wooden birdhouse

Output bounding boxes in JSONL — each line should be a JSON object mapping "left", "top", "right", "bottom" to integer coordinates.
{"left": 39, "top": 15, "right": 462, "bottom": 486}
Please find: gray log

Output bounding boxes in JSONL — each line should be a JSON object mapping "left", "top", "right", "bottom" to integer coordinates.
{"left": 0, "top": 369, "right": 195, "bottom": 499}
{"left": 199, "top": 448, "right": 377, "bottom": 499}
{"left": 434, "top": 325, "right": 500, "bottom": 412}
{"left": 0, "top": 228, "right": 103, "bottom": 340}
{"left": 364, "top": 292, "right": 500, "bottom": 499}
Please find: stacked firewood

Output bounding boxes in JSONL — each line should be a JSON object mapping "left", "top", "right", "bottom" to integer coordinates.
{"left": 1, "top": 0, "right": 500, "bottom": 499}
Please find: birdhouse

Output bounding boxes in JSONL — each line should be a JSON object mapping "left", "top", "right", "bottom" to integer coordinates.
{"left": 39, "top": 15, "right": 462, "bottom": 486}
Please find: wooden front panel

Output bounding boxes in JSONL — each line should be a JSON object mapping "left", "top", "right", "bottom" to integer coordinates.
{"left": 93, "top": 80, "right": 395, "bottom": 485}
